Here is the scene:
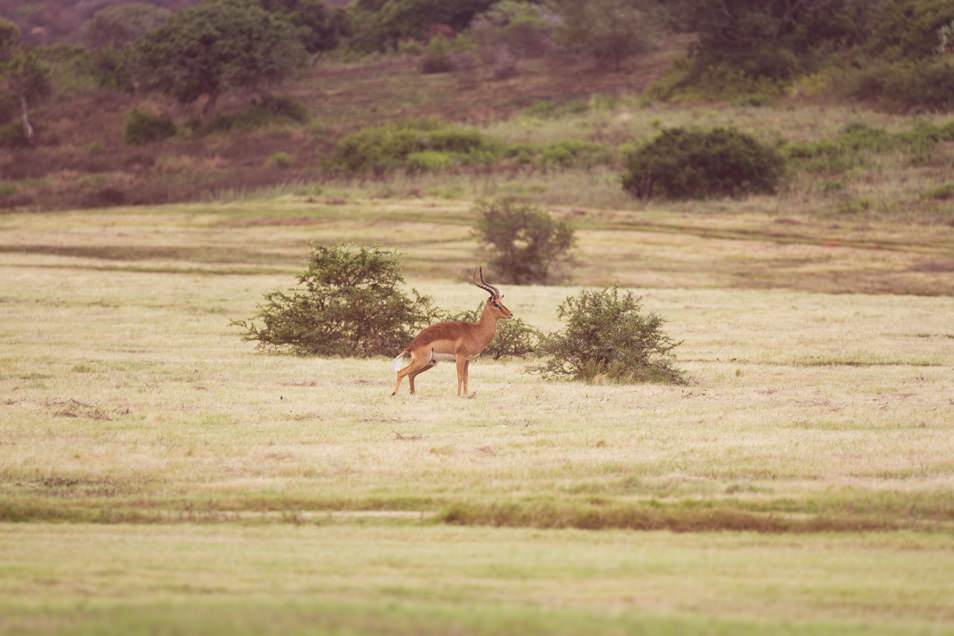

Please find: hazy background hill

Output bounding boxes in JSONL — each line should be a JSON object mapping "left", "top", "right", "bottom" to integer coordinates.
{"left": 0, "top": 0, "right": 197, "bottom": 42}
{"left": 1, "top": 0, "right": 952, "bottom": 219}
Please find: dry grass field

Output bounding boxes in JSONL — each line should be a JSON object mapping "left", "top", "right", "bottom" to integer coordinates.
{"left": 2, "top": 195, "right": 954, "bottom": 634}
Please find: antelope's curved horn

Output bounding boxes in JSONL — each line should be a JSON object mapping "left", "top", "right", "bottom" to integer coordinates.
{"left": 471, "top": 267, "right": 496, "bottom": 297}
{"left": 478, "top": 267, "right": 501, "bottom": 298}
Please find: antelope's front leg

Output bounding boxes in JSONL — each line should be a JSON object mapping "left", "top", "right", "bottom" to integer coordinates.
{"left": 455, "top": 355, "right": 467, "bottom": 397}
{"left": 462, "top": 359, "right": 470, "bottom": 396}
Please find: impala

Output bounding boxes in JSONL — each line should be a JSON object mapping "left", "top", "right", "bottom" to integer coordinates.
{"left": 391, "top": 268, "right": 512, "bottom": 396}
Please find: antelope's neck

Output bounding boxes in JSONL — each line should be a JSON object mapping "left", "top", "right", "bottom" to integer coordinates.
{"left": 474, "top": 306, "right": 498, "bottom": 347}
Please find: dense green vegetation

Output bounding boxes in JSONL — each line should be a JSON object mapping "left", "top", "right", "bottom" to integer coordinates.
{"left": 135, "top": 0, "right": 307, "bottom": 116}
{"left": 124, "top": 107, "right": 177, "bottom": 144}
{"left": 474, "top": 198, "right": 575, "bottom": 284}
{"left": 235, "top": 245, "right": 441, "bottom": 356}
{"left": 537, "top": 287, "right": 685, "bottom": 384}
{"left": 622, "top": 127, "right": 784, "bottom": 199}
{"left": 664, "top": 0, "right": 954, "bottom": 107}
{"left": 3, "top": 0, "right": 954, "bottom": 212}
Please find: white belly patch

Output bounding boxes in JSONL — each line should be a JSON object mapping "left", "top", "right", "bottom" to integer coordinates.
{"left": 429, "top": 352, "right": 457, "bottom": 363}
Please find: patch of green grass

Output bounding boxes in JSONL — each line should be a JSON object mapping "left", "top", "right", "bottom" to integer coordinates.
{"left": 438, "top": 499, "right": 899, "bottom": 533}
{"left": 924, "top": 183, "right": 954, "bottom": 201}
{"left": 3, "top": 524, "right": 954, "bottom": 635}
{"left": 784, "top": 121, "right": 954, "bottom": 174}
{"left": 204, "top": 96, "right": 309, "bottom": 134}
{"left": 523, "top": 98, "right": 591, "bottom": 119}
{"left": 0, "top": 181, "right": 18, "bottom": 197}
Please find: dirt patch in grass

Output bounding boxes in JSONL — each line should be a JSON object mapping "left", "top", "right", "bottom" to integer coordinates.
{"left": 909, "top": 258, "right": 954, "bottom": 273}
{"left": 222, "top": 216, "right": 320, "bottom": 228}
{"left": 49, "top": 398, "right": 112, "bottom": 421}
{"left": 0, "top": 244, "right": 274, "bottom": 264}
{"left": 791, "top": 358, "right": 943, "bottom": 368}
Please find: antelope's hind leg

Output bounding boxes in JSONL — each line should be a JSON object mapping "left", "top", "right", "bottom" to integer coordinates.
{"left": 408, "top": 359, "right": 438, "bottom": 394}
{"left": 392, "top": 351, "right": 432, "bottom": 396}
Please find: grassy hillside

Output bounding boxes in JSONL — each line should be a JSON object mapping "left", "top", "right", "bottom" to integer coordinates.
{"left": 0, "top": 0, "right": 197, "bottom": 43}
{"left": 1, "top": 198, "right": 953, "bottom": 633}
{"left": 6, "top": 49, "right": 954, "bottom": 227}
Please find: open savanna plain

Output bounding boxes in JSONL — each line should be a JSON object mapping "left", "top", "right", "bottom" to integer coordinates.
{"left": 2, "top": 196, "right": 954, "bottom": 635}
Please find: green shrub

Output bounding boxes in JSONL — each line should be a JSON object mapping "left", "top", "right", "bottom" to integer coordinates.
{"left": 406, "top": 150, "right": 456, "bottom": 172}
{"left": 650, "top": 61, "right": 787, "bottom": 103}
{"left": 622, "top": 127, "right": 784, "bottom": 199}
{"left": 419, "top": 35, "right": 455, "bottom": 73}
{"left": 840, "top": 59, "right": 954, "bottom": 111}
{"left": 331, "top": 119, "right": 497, "bottom": 175}
{"left": 501, "top": 143, "right": 537, "bottom": 166}
{"left": 446, "top": 303, "right": 542, "bottom": 359}
{"left": 884, "top": 59, "right": 954, "bottom": 111}
{"left": 123, "top": 108, "right": 176, "bottom": 145}
{"left": 837, "top": 197, "right": 872, "bottom": 215}
{"left": 0, "top": 181, "right": 17, "bottom": 197}
{"left": 233, "top": 245, "right": 441, "bottom": 357}
{"left": 537, "top": 288, "right": 684, "bottom": 384}
{"left": 785, "top": 122, "right": 897, "bottom": 173}
{"left": 474, "top": 198, "right": 574, "bottom": 284}
{"left": 523, "top": 98, "right": 589, "bottom": 119}
{"left": 924, "top": 183, "right": 954, "bottom": 200}
{"left": 347, "top": 0, "right": 497, "bottom": 52}
{"left": 268, "top": 151, "right": 292, "bottom": 168}
{"left": 206, "top": 95, "right": 309, "bottom": 133}
{"left": 259, "top": 0, "right": 350, "bottom": 53}
{"left": 785, "top": 121, "right": 951, "bottom": 174}
{"left": 539, "top": 141, "right": 613, "bottom": 170}
{"left": 0, "top": 122, "right": 29, "bottom": 148}
{"left": 865, "top": 0, "right": 954, "bottom": 61}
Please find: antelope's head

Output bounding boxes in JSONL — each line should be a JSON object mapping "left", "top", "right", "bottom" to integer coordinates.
{"left": 473, "top": 267, "right": 513, "bottom": 320}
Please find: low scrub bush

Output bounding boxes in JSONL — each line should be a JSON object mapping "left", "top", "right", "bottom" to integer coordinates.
{"left": 538, "top": 141, "right": 614, "bottom": 170}
{"left": 622, "top": 127, "right": 784, "bottom": 199}
{"left": 234, "top": 245, "right": 441, "bottom": 356}
{"left": 785, "top": 121, "right": 954, "bottom": 174}
{"left": 840, "top": 59, "right": 954, "bottom": 111}
{"left": 537, "top": 288, "right": 685, "bottom": 385}
{"left": 924, "top": 183, "right": 954, "bottom": 201}
{"left": 124, "top": 109, "right": 176, "bottom": 145}
{"left": 206, "top": 95, "right": 309, "bottom": 133}
{"left": 406, "top": 150, "right": 456, "bottom": 172}
{"left": 268, "top": 151, "right": 292, "bottom": 168}
{"left": 331, "top": 119, "right": 498, "bottom": 175}
{"left": 474, "top": 198, "right": 574, "bottom": 284}
{"left": 784, "top": 122, "right": 895, "bottom": 173}
{"left": 446, "top": 304, "right": 542, "bottom": 359}
{"left": 523, "top": 98, "right": 589, "bottom": 119}
{"left": 419, "top": 35, "right": 455, "bottom": 74}
{"left": 650, "top": 61, "right": 786, "bottom": 104}
{"left": 0, "top": 122, "right": 29, "bottom": 148}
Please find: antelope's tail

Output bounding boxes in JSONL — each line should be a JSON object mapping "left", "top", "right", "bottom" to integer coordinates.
{"left": 392, "top": 350, "right": 409, "bottom": 371}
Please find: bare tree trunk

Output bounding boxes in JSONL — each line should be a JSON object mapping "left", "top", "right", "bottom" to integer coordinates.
{"left": 19, "top": 95, "right": 34, "bottom": 142}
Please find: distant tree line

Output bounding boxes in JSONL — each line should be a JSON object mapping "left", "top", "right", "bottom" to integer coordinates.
{"left": 3, "top": 0, "right": 954, "bottom": 149}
